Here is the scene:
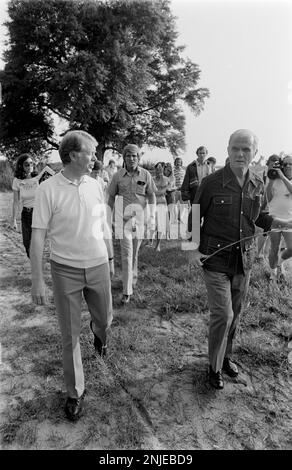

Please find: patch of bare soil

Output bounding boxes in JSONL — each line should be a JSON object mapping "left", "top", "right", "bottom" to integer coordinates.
{"left": 0, "top": 192, "right": 291, "bottom": 450}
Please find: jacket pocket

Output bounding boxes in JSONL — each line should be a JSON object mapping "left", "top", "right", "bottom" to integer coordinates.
{"left": 212, "top": 195, "right": 232, "bottom": 218}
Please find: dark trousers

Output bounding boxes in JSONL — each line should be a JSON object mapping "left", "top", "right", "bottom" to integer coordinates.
{"left": 21, "top": 208, "right": 33, "bottom": 257}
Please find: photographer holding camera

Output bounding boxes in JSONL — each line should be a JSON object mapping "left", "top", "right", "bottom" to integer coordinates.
{"left": 266, "top": 154, "right": 292, "bottom": 280}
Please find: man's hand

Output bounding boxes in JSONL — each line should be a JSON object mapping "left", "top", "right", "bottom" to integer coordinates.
{"left": 276, "top": 168, "right": 285, "bottom": 181}
{"left": 109, "top": 259, "right": 115, "bottom": 279}
{"left": 189, "top": 248, "right": 206, "bottom": 268}
{"left": 31, "top": 279, "right": 47, "bottom": 305}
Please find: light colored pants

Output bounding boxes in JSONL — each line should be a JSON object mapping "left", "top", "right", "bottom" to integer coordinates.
{"left": 203, "top": 269, "right": 251, "bottom": 373}
{"left": 120, "top": 233, "right": 142, "bottom": 295}
{"left": 50, "top": 260, "right": 112, "bottom": 399}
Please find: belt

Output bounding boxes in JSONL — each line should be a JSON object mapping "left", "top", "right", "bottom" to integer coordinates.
{"left": 22, "top": 207, "right": 33, "bottom": 212}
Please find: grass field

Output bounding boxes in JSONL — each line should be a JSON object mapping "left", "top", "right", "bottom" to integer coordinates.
{"left": 0, "top": 191, "right": 291, "bottom": 450}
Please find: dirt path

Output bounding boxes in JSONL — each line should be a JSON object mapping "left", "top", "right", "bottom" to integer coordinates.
{"left": 0, "top": 192, "right": 291, "bottom": 450}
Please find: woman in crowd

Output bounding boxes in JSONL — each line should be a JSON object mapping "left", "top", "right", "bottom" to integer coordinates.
{"left": 266, "top": 154, "right": 292, "bottom": 281}
{"left": 163, "top": 162, "right": 177, "bottom": 231}
{"left": 151, "top": 162, "right": 170, "bottom": 251}
{"left": 11, "top": 154, "right": 38, "bottom": 257}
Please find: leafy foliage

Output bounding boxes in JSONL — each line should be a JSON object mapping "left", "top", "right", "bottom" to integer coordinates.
{"left": 0, "top": 0, "right": 209, "bottom": 161}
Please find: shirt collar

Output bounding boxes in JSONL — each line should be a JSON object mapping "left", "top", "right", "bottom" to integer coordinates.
{"left": 122, "top": 166, "right": 141, "bottom": 177}
{"left": 195, "top": 159, "right": 207, "bottom": 166}
{"left": 222, "top": 164, "right": 259, "bottom": 188}
{"left": 58, "top": 171, "right": 89, "bottom": 186}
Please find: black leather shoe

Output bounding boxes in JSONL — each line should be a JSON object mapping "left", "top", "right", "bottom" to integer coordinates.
{"left": 222, "top": 357, "right": 238, "bottom": 377}
{"left": 65, "top": 390, "right": 86, "bottom": 422}
{"left": 209, "top": 366, "right": 224, "bottom": 389}
{"left": 90, "top": 321, "right": 107, "bottom": 357}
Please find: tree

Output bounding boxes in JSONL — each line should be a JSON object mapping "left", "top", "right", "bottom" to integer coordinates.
{"left": 0, "top": 0, "right": 209, "bottom": 161}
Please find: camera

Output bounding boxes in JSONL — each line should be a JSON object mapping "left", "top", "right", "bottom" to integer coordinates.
{"left": 267, "top": 158, "right": 284, "bottom": 179}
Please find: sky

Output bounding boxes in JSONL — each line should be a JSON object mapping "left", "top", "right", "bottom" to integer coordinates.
{"left": 0, "top": 0, "right": 292, "bottom": 166}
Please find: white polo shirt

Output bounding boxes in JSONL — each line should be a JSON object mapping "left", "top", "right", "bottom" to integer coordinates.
{"left": 32, "top": 172, "right": 109, "bottom": 268}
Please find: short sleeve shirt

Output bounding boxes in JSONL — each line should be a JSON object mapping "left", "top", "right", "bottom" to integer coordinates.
{"left": 32, "top": 172, "right": 109, "bottom": 268}
{"left": 108, "top": 166, "right": 157, "bottom": 209}
{"left": 12, "top": 177, "right": 39, "bottom": 208}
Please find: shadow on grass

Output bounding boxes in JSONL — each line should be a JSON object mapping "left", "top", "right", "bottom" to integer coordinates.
{"left": 0, "top": 390, "right": 65, "bottom": 447}
{"left": 236, "top": 339, "right": 288, "bottom": 369}
{"left": 0, "top": 274, "right": 31, "bottom": 291}
{"left": 2, "top": 325, "right": 62, "bottom": 379}
{"left": 12, "top": 302, "right": 39, "bottom": 321}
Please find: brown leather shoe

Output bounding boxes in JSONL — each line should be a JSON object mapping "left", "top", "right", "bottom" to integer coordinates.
{"left": 65, "top": 390, "right": 86, "bottom": 421}
{"left": 209, "top": 366, "right": 224, "bottom": 389}
{"left": 222, "top": 357, "right": 238, "bottom": 377}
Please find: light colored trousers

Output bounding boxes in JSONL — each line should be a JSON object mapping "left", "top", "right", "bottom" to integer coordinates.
{"left": 120, "top": 232, "right": 142, "bottom": 296}
{"left": 50, "top": 260, "right": 112, "bottom": 399}
{"left": 203, "top": 269, "right": 251, "bottom": 373}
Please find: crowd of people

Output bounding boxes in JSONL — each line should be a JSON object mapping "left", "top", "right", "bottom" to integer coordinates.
{"left": 9, "top": 129, "right": 292, "bottom": 421}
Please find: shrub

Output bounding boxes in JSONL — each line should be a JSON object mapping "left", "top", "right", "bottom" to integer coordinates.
{"left": 141, "top": 159, "right": 155, "bottom": 171}
{"left": 0, "top": 159, "right": 14, "bottom": 191}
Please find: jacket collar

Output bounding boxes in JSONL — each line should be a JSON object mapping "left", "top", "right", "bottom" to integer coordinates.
{"left": 222, "top": 163, "right": 259, "bottom": 188}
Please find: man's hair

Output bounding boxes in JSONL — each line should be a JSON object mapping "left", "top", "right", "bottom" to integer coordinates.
{"left": 122, "top": 144, "right": 140, "bottom": 158}
{"left": 266, "top": 154, "right": 279, "bottom": 165}
{"left": 283, "top": 154, "right": 292, "bottom": 163}
{"left": 59, "top": 130, "right": 98, "bottom": 165}
{"left": 196, "top": 146, "right": 208, "bottom": 155}
{"left": 228, "top": 129, "right": 258, "bottom": 151}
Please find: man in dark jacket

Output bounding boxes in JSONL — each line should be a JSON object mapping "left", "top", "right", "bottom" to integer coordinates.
{"left": 192, "top": 129, "right": 292, "bottom": 390}
{"left": 181, "top": 146, "right": 210, "bottom": 234}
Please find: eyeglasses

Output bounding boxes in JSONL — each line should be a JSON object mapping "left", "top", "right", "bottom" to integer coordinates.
{"left": 283, "top": 163, "right": 292, "bottom": 167}
{"left": 23, "top": 161, "right": 33, "bottom": 167}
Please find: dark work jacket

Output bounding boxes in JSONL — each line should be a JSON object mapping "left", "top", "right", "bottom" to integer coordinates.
{"left": 194, "top": 164, "right": 273, "bottom": 275}
{"left": 181, "top": 161, "right": 199, "bottom": 203}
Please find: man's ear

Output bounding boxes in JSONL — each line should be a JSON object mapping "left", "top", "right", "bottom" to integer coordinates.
{"left": 68, "top": 150, "right": 75, "bottom": 163}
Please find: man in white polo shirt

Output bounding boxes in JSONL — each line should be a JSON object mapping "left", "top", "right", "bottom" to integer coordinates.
{"left": 30, "top": 130, "right": 114, "bottom": 422}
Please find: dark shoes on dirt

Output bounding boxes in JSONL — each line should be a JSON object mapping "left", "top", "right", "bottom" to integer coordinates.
{"left": 90, "top": 321, "right": 107, "bottom": 357}
{"left": 209, "top": 367, "right": 224, "bottom": 390}
{"left": 209, "top": 359, "right": 239, "bottom": 390}
{"left": 65, "top": 390, "right": 86, "bottom": 422}
{"left": 222, "top": 357, "right": 239, "bottom": 378}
